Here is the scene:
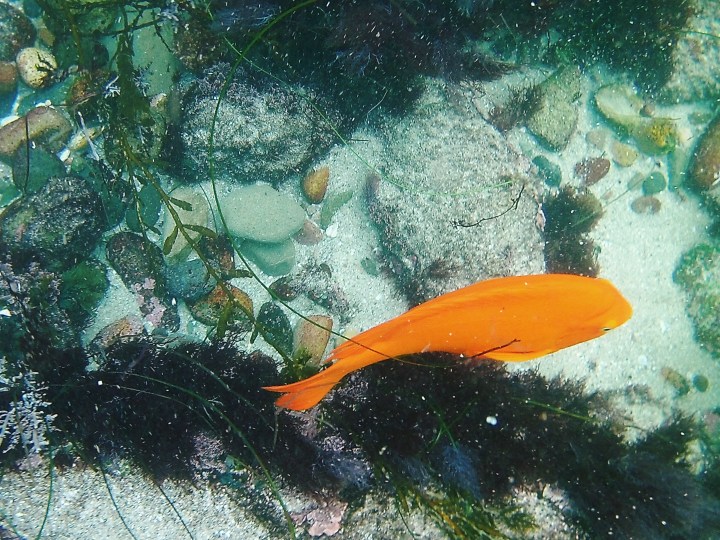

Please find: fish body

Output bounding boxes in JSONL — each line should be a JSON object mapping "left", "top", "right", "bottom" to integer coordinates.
{"left": 263, "top": 274, "right": 632, "bottom": 410}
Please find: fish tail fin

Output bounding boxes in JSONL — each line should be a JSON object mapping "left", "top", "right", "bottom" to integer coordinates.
{"left": 263, "top": 368, "right": 343, "bottom": 411}
{"left": 263, "top": 344, "right": 389, "bottom": 410}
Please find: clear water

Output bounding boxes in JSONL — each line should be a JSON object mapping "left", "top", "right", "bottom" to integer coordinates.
{"left": 0, "top": 1, "right": 719, "bottom": 538}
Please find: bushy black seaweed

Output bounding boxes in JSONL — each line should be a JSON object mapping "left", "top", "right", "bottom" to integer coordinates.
{"left": 542, "top": 186, "right": 603, "bottom": 276}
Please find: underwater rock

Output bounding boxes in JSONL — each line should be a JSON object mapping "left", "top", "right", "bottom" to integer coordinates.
{"left": 630, "top": 196, "right": 661, "bottom": 215}
{"left": 642, "top": 172, "right": 667, "bottom": 196}
{"left": 294, "top": 219, "right": 324, "bottom": 246}
{"left": 532, "top": 155, "right": 562, "bottom": 188}
{"left": 89, "top": 315, "right": 145, "bottom": 352}
{"left": 302, "top": 166, "right": 330, "bottom": 204}
{"left": 256, "top": 302, "right": 293, "bottom": 357}
{"left": 661, "top": 366, "right": 690, "bottom": 396}
{"left": 369, "top": 79, "right": 544, "bottom": 303}
{"left": 293, "top": 315, "right": 333, "bottom": 370}
{"left": 106, "top": 232, "right": 179, "bottom": 331}
{"left": 11, "top": 144, "right": 65, "bottom": 194}
{"left": 0, "top": 2, "right": 36, "bottom": 62}
{"left": 0, "top": 176, "right": 105, "bottom": 272}
{"left": 179, "top": 65, "right": 338, "bottom": 186}
{"left": 660, "top": 0, "right": 720, "bottom": 102}
{"left": 125, "top": 184, "right": 162, "bottom": 233}
{"left": 574, "top": 157, "right": 611, "bottom": 186}
{"left": 188, "top": 284, "right": 253, "bottom": 332}
{"left": 595, "top": 84, "right": 678, "bottom": 155}
{"left": 673, "top": 242, "right": 720, "bottom": 357}
{"left": 221, "top": 184, "right": 305, "bottom": 244}
{"left": 165, "top": 257, "right": 216, "bottom": 302}
{"left": 241, "top": 238, "right": 296, "bottom": 276}
{"left": 689, "top": 114, "right": 720, "bottom": 199}
{"left": 319, "top": 190, "right": 353, "bottom": 230}
{"left": 611, "top": 140, "right": 638, "bottom": 167}
{"left": 0, "top": 60, "right": 17, "bottom": 107}
{"left": 525, "top": 65, "right": 582, "bottom": 151}
{"left": 0, "top": 106, "right": 72, "bottom": 162}
{"left": 16, "top": 47, "right": 56, "bottom": 88}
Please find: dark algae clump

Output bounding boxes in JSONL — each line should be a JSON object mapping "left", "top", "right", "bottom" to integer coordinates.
{"left": 542, "top": 186, "right": 603, "bottom": 276}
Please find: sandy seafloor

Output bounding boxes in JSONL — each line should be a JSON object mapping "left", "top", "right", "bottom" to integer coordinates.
{"left": 2, "top": 67, "right": 720, "bottom": 540}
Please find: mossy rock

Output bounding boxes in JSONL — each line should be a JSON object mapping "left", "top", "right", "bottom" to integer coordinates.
{"left": 674, "top": 243, "right": 720, "bottom": 358}
{"left": 188, "top": 284, "right": 253, "bottom": 333}
{"left": 59, "top": 259, "right": 109, "bottom": 328}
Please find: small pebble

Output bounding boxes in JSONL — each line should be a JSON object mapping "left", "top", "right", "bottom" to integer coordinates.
{"left": 574, "top": 157, "right": 611, "bottom": 185}
{"left": 586, "top": 129, "right": 608, "bottom": 150}
{"left": 692, "top": 374, "right": 709, "bottom": 393}
{"left": 611, "top": 141, "right": 638, "bottom": 167}
{"left": 640, "top": 102, "right": 656, "bottom": 117}
{"left": 16, "top": 47, "right": 57, "bottom": 88}
{"left": 302, "top": 166, "right": 330, "bottom": 203}
{"left": 627, "top": 172, "right": 645, "bottom": 191}
{"left": 642, "top": 171, "right": 667, "bottom": 195}
{"left": 294, "top": 219, "right": 323, "bottom": 245}
{"left": 293, "top": 314, "right": 333, "bottom": 369}
{"left": 630, "top": 195, "right": 661, "bottom": 214}
{"left": 532, "top": 155, "right": 562, "bottom": 187}
{"left": 661, "top": 366, "right": 690, "bottom": 396}
{"left": 0, "top": 61, "right": 17, "bottom": 95}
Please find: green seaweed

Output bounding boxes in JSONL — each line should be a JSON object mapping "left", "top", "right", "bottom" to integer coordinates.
{"left": 58, "top": 259, "right": 109, "bottom": 328}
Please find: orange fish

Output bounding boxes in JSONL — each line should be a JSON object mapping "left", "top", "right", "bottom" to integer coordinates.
{"left": 263, "top": 273, "right": 632, "bottom": 411}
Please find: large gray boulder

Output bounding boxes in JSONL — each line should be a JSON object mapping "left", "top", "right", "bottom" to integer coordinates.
{"left": 368, "top": 79, "right": 545, "bottom": 304}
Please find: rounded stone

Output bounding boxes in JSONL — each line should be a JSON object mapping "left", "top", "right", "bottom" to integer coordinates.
{"left": 0, "top": 176, "right": 106, "bottom": 271}
{"left": 188, "top": 284, "right": 253, "bottom": 331}
{"left": 241, "top": 238, "right": 296, "bottom": 276}
{"left": 642, "top": 172, "right": 667, "bottom": 195}
{"left": 611, "top": 140, "right": 638, "bottom": 167}
{"left": 689, "top": 114, "right": 720, "bottom": 193}
{"left": 0, "top": 106, "right": 72, "bottom": 161}
{"left": 630, "top": 195, "right": 661, "bottom": 215}
{"left": 302, "top": 166, "right": 330, "bottom": 203}
{"left": 221, "top": 184, "right": 305, "bottom": 243}
{"left": 0, "top": 60, "right": 17, "bottom": 95}
{"left": 161, "top": 186, "right": 210, "bottom": 261}
{"left": 12, "top": 144, "right": 65, "bottom": 194}
{"left": 16, "top": 47, "right": 57, "bottom": 88}
{"left": 293, "top": 314, "right": 334, "bottom": 369}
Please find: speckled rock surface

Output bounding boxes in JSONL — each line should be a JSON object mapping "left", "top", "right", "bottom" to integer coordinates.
{"left": 368, "top": 79, "right": 545, "bottom": 304}
{"left": 660, "top": 0, "right": 720, "bottom": 103}
{"left": 179, "top": 65, "right": 338, "bottom": 185}
{"left": 525, "top": 65, "right": 582, "bottom": 151}
{"left": 0, "top": 2, "right": 36, "bottom": 62}
{"left": 674, "top": 242, "right": 720, "bottom": 358}
{"left": 0, "top": 176, "right": 105, "bottom": 272}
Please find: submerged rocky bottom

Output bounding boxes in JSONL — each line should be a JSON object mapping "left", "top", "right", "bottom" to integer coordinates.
{"left": 2, "top": 336, "right": 718, "bottom": 539}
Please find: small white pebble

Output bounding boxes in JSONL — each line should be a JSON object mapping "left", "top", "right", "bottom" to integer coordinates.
{"left": 325, "top": 222, "right": 339, "bottom": 238}
{"left": 486, "top": 415, "right": 498, "bottom": 426}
